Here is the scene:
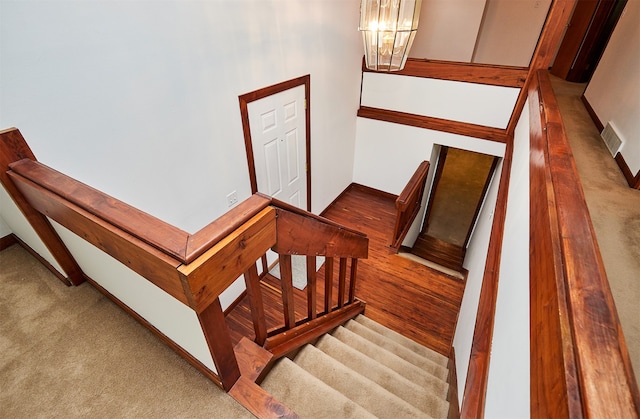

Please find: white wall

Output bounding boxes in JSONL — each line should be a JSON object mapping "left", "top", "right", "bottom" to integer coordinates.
{"left": 0, "top": 213, "right": 11, "bottom": 238}
{"left": 354, "top": 75, "right": 511, "bottom": 195}
{"left": 584, "top": 1, "right": 640, "bottom": 174}
{"left": 472, "top": 0, "right": 551, "bottom": 67}
{"left": 0, "top": 0, "right": 363, "bottom": 233}
{"left": 361, "top": 73, "right": 520, "bottom": 129}
{"left": 410, "top": 0, "right": 487, "bottom": 62}
{"left": 353, "top": 118, "right": 505, "bottom": 195}
{"left": 484, "top": 99, "right": 530, "bottom": 418}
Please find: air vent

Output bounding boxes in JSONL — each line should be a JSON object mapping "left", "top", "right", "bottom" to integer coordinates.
{"left": 601, "top": 122, "right": 623, "bottom": 157}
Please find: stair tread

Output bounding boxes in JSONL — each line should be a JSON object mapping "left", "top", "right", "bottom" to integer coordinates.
{"left": 331, "top": 326, "right": 450, "bottom": 385}
{"left": 261, "top": 357, "right": 377, "bottom": 419}
{"left": 342, "top": 321, "right": 450, "bottom": 380}
{"left": 295, "top": 344, "right": 438, "bottom": 419}
{"left": 354, "top": 315, "right": 449, "bottom": 366}
{"left": 315, "top": 334, "right": 450, "bottom": 412}
{"left": 412, "top": 235, "right": 464, "bottom": 271}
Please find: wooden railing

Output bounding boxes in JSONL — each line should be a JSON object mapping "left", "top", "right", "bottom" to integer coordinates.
{"left": 241, "top": 197, "right": 368, "bottom": 358}
{"left": 0, "top": 128, "right": 368, "bottom": 414}
{"left": 390, "top": 160, "right": 430, "bottom": 250}
{"left": 529, "top": 70, "right": 639, "bottom": 418}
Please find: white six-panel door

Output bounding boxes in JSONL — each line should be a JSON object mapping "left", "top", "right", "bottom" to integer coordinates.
{"left": 248, "top": 85, "right": 307, "bottom": 209}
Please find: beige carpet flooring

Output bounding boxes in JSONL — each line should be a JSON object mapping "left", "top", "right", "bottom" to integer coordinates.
{"left": 0, "top": 244, "right": 252, "bottom": 418}
{"left": 551, "top": 75, "right": 640, "bottom": 383}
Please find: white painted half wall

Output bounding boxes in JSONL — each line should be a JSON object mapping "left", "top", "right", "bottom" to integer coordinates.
{"left": 584, "top": 0, "right": 640, "bottom": 174}
{"left": 0, "top": 185, "right": 66, "bottom": 276}
{"left": 0, "top": 208, "right": 12, "bottom": 238}
{"left": 484, "top": 99, "right": 530, "bottom": 417}
{"left": 353, "top": 118, "right": 506, "bottom": 195}
{"left": 453, "top": 100, "right": 530, "bottom": 411}
{"left": 51, "top": 221, "right": 217, "bottom": 374}
{"left": 361, "top": 73, "right": 520, "bottom": 129}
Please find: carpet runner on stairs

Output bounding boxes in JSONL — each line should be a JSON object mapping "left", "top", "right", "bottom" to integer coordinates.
{"left": 261, "top": 315, "right": 450, "bottom": 418}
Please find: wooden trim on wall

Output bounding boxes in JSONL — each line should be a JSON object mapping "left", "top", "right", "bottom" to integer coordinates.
{"left": 238, "top": 75, "right": 312, "bottom": 212}
{"left": 615, "top": 153, "right": 640, "bottom": 190}
{"left": 580, "top": 94, "right": 605, "bottom": 132}
{"left": 363, "top": 58, "right": 528, "bottom": 88}
{"left": 460, "top": 133, "right": 513, "bottom": 419}
{"left": 0, "top": 233, "right": 18, "bottom": 251}
{"left": 357, "top": 107, "right": 509, "bottom": 143}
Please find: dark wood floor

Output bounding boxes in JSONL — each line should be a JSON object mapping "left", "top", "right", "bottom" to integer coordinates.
{"left": 225, "top": 184, "right": 466, "bottom": 356}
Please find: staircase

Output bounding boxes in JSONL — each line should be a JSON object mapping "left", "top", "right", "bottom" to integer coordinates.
{"left": 411, "top": 234, "right": 465, "bottom": 272}
{"left": 261, "top": 315, "right": 451, "bottom": 418}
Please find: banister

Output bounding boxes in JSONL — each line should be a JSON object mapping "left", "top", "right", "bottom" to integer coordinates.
{"left": 271, "top": 206, "right": 368, "bottom": 259}
{"left": 178, "top": 207, "right": 277, "bottom": 313}
{"left": 8, "top": 157, "right": 274, "bottom": 265}
{"left": 8, "top": 158, "right": 191, "bottom": 261}
{"left": 531, "top": 70, "right": 639, "bottom": 418}
{"left": 396, "top": 160, "right": 430, "bottom": 212}
{"left": 390, "top": 160, "right": 430, "bottom": 250}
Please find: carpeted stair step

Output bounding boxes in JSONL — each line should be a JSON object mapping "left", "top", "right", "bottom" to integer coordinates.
{"left": 293, "top": 344, "right": 434, "bottom": 418}
{"left": 260, "top": 357, "right": 376, "bottom": 419}
{"left": 354, "top": 315, "right": 449, "bottom": 367}
{"left": 332, "top": 324, "right": 449, "bottom": 382}
{"left": 344, "top": 320, "right": 447, "bottom": 370}
{"left": 260, "top": 316, "right": 451, "bottom": 418}
{"left": 314, "top": 334, "right": 449, "bottom": 415}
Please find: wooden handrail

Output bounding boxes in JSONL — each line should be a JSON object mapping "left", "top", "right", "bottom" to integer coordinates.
{"left": 390, "top": 160, "right": 430, "bottom": 250}
{"left": 530, "top": 70, "right": 639, "bottom": 418}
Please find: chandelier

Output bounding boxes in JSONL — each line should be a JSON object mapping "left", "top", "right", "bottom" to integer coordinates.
{"left": 358, "top": 0, "right": 422, "bottom": 72}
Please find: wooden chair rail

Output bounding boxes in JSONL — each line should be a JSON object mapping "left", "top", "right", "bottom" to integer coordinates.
{"left": 391, "top": 160, "right": 429, "bottom": 250}
{"left": 530, "top": 70, "right": 640, "bottom": 418}
{"left": 357, "top": 106, "right": 509, "bottom": 144}
{"left": 362, "top": 57, "right": 528, "bottom": 88}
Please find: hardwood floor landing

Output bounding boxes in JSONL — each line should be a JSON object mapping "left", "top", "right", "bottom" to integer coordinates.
{"left": 225, "top": 184, "right": 466, "bottom": 356}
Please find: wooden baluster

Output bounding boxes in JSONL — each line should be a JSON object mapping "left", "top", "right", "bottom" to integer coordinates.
{"left": 338, "top": 258, "right": 347, "bottom": 308}
{"left": 279, "top": 254, "right": 296, "bottom": 329}
{"left": 306, "top": 255, "right": 317, "bottom": 320}
{"left": 349, "top": 258, "right": 358, "bottom": 303}
{"left": 197, "top": 297, "right": 241, "bottom": 391}
{"left": 324, "top": 257, "right": 334, "bottom": 313}
{"left": 243, "top": 263, "right": 267, "bottom": 345}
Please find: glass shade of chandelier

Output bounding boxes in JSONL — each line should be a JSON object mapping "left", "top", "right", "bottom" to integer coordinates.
{"left": 359, "top": 0, "right": 422, "bottom": 72}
